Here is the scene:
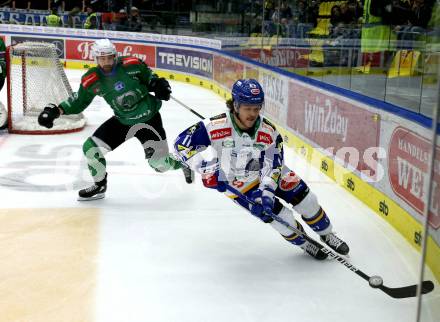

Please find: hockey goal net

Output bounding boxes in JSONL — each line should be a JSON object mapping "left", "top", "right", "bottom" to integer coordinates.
{"left": 6, "top": 42, "right": 86, "bottom": 134}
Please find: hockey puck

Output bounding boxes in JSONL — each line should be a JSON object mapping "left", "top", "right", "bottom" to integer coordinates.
{"left": 369, "top": 275, "right": 383, "bottom": 288}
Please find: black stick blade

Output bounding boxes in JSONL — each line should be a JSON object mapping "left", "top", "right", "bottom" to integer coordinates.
{"left": 379, "top": 281, "right": 435, "bottom": 299}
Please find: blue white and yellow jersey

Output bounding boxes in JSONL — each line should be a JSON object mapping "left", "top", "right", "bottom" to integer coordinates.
{"left": 174, "top": 112, "right": 284, "bottom": 197}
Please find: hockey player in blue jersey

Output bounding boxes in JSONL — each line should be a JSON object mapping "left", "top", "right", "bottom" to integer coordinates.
{"left": 174, "top": 79, "right": 349, "bottom": 260}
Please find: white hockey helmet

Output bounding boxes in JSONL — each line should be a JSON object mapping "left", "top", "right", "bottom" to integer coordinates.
{"left": 91, "top": 39, "right": 117, "bottom": 61}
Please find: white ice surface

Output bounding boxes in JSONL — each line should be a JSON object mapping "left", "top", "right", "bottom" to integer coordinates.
{"left": 0, "top": 69, "right": 438, "bottom": 322}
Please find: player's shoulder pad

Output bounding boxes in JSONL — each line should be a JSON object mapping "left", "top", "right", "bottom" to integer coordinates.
{"left": 209, "top": 113, "right": 227, "bottom": 122}
{"left": 120, "top": 56, "right": 143, "bottom": 67}
{"left": 262, "top": 117, "right": 277, "bottom": 132}
{"left": 81, "top": 68, "right": 100, "bottom": 88}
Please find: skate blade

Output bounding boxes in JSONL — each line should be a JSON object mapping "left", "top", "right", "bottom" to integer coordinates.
{"left": 77, "top": 193, "right": 105, "bottom": 201}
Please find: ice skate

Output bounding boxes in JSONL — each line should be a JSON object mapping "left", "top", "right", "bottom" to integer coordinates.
{"left": 321, "top": 233, "right": 349, "bottom": 255}
{"left": 300, "top": 239, "right": 328, "bottom": 260}
{"left": 78, "top": 176, "right": 107, "bottom": 201}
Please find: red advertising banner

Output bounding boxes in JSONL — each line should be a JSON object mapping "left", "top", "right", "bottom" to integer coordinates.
{"left": 241, "top": 48, "right": 309, "bottom": 68}
{"left": 388, "top": 127, "right": 440, "bottom": 229}
{"left": 287, "top": 81, "right": 380, "bottom": 177}
{"left": 65, "top": 39, "right": 156, "bottom": 67}
{"left": 213, "top": 55, "right": 244, "bottom": 89}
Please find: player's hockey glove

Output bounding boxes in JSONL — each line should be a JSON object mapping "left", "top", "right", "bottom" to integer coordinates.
{"left": 38, "top": 103, "right": 61, "bottom": 129}
{"left": 149, "top": 77, "right": 171, "bottom": 101}
{"left": 249, "top": 188, "right": 275, "bottom": 223}
{"left": 202, "top": 170, "right": 227, "bottom": 193}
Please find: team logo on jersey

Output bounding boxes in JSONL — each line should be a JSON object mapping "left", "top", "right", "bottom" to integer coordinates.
{"left": 115, "top": 91, "right": 138, "bottom": 111}
{"left": 256, "top": 131, "right": 273, "bottom": 145}
{"left": 210, "top": 128, "right": 232, "bottom": 140}
{"left": 222, "top": 138, "right": 235, "bottom": 148}
{"left": 114, "top": 81, "right": 125, "bottom": 91}
{"left": 280, "top": 171, "right": 301, "bottom": 191}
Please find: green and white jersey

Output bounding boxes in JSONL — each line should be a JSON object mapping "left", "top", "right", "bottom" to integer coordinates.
{"left": 60, "top": 56, "right": 162, "bottom": 126}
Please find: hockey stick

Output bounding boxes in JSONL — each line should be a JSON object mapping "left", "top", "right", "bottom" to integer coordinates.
{"left": 225, "top": 184, "right": 435, "bottom": 299}
{"left": 170, "top": 95, "right": 206, "bottom": 120}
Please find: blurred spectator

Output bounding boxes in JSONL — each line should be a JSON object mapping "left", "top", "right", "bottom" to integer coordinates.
{"left": 277, "top": 17, "right": 290, "bottom": 37}
{"left": 130, "top": 6, "right": 143, "bottom": 32}
{"left": 280, "top": 0, "right": 292, "bottom": 20}
{"left": 410, "top": 0, "right": 435, "bottom": 29}
{"left": 50, "top": 0, "right": 63, "bottom": 12}
{"left": 390, "top": 0, "right": 413, "bottom": 27}
{"left": 297, "top": 0, "right": 319, "bottom": 26}
{"left": 241, "top": 0, "right": 262, "bottom": 17}
{"left": 65, "top": 0, "right": 84, "bottom": 28}
{"left": 115, "top": 8, "right": 129, "bottom": 31}
{"left": 46, "top": 7, "right": 62, "bottom": 26}
{"left": 271, "top": 4, "right": 280, "bottom": 22}
{"left": 330, "top": 5, "right": 344, "bottom": 28}
{"left": 330, "top": 3, "right": 362, "bottom": 40}
{"left": 84, "top": 4, "right": 98, "bottom": 29}
{"left": 250, "top": 16, "right": 263, "bottom": 34}
{"left": 12, "top": 0, "right": 30, "bottom": 9}
{"left": 101, "top": 11, "right": 114, "bottom": 30}
{"left": 361, "top": 0, "right": 397, "bottom": 68}
{"left": 341, "top": 0, "right": 363, "bottom": 25}
{"left": 264, "top": 0, "right": 275, "bottom": 20}
{"left": 395, "top": 0, "right": 435, "bottom": 42}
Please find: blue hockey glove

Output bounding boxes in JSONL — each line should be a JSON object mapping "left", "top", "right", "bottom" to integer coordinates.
{"left": 249, "top": 188, "right": 275, "bottom": 222}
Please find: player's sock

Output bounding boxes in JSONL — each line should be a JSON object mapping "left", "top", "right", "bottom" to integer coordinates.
{"left": 301, "top": 207, "right": 332, "bottom": 235}
{"left": 320, "top": 232, "right": 349, "bottom": 255}
{"left": 281, "top": 221, "right": 328, "bottom": 260}
{"left": 78, "top": 174, "right": 107, "bottom": 201}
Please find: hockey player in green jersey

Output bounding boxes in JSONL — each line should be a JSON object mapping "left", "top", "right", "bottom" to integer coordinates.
{"left": 38, "top": 38, "right": 193, "bottom": 200}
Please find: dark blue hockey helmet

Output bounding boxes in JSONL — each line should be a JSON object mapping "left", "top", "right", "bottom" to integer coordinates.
{"left": 231, "top": 79, "right": 264, "bottom": 112}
